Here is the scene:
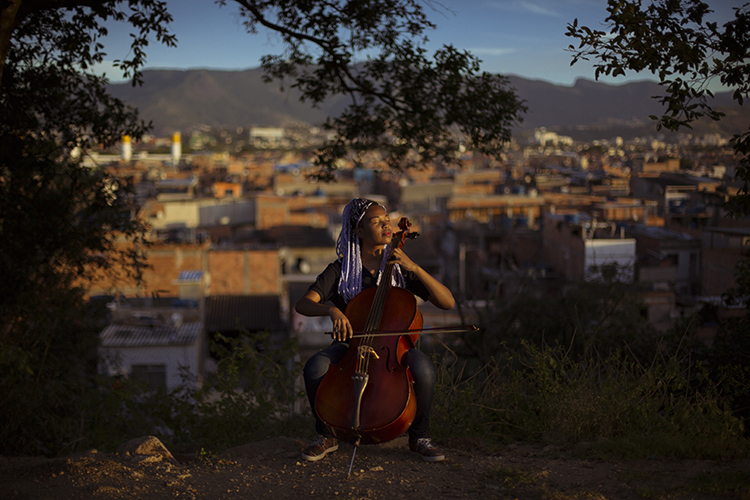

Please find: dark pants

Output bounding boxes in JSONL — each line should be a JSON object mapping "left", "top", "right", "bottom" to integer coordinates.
{"left": 303, "top": 341, "right": 436, "bottom": 442}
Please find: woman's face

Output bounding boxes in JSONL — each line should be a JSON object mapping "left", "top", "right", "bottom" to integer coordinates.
{"left": 355, "top": 204, "right": 392, "bottom": 246}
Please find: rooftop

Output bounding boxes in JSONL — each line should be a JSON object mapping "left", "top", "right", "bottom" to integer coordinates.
{"left": 100, "top": 321, "right": 202, "bottom": 347}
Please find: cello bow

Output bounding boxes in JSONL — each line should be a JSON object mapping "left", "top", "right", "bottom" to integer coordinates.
{"left": 326, "top": 324, "right": 479, "bottom": 338}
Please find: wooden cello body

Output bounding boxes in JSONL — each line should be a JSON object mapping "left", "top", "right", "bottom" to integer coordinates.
{"left": 314, "top": 218, "right": 422, "bottom": 445}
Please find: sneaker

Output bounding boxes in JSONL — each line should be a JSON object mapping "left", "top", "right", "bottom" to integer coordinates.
{"left": 409, "top": 437, "right": 445, "bottom": 462}
{"left": 301, "top": 435, "right": 339, "bottom": 462}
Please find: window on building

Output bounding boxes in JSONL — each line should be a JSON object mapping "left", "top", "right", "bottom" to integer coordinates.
{"left": 666, "top": 253, "right": 679, "bottom": 267}
{"left": 689, "top": 252, "right": 699, "bottom": 277}
{"left": 131, "top": 364, "right": 166, "bottom": 389}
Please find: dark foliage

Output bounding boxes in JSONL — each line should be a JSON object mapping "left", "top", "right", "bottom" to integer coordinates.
{"left": 0, "top": 0, "right": 173, "bottom": 456}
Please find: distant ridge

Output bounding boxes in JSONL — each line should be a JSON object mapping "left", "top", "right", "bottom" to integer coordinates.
{"left": 107, "top": 68, "right": 746, "bottom": 141}
{"left": 107, "top": 68, "right": 351, "bottom": 135}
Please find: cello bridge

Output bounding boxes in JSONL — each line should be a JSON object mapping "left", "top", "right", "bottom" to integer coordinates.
{"left": 357, "top": 345, "right": 380, "bottom": 360}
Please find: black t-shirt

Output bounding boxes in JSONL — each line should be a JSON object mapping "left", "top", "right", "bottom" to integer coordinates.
{"left": 308, "top": 259, "right": 430, "bottom": 313}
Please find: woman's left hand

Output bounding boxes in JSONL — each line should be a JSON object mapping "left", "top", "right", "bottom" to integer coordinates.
{"left": 388, "top": 247, "right": 418, "bottom": 273}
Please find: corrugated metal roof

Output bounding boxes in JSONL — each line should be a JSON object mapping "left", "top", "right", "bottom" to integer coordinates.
{"left": 703, "top": 227, "right": 750, "bottom": 236}
{"left": 99, "top": 322, "right": 202, "bottom": 347}
{"left": 176, "top": 270, "right": 203, "bottom": 282}
{"left": 630, "top": 225, "right": 696, "bottom": 240}
{"left": 205, "top": 295, "right": 284, "bottom": 332}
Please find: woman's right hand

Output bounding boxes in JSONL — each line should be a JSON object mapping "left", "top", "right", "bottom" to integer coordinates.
{"left": 329, "top": 308, "right": 353, "bottom": 341}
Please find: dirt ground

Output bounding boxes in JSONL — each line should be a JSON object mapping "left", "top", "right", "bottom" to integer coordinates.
{"left": 2, "top": 436, "right": 750, "bottom": 500}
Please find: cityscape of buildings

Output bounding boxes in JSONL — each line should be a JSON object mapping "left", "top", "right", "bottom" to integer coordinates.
{"left": 92, "top": 124, "right": 749, "bottom": 389}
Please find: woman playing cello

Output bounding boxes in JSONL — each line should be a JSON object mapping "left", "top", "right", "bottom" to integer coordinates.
{"left": 295, "top": 198, "right": 455, "bottom": 462}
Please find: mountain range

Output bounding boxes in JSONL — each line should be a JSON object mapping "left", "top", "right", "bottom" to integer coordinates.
{"left": 107, "top": 68, "right": 747, "bottom": 142}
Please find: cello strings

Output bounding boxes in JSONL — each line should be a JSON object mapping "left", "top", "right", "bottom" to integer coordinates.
{"left": 361, "top": 260, "right": 394, "bottom": 374}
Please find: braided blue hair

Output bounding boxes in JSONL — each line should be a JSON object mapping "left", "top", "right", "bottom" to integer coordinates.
{"left": 336, "top": 198, "right": 405, "bottom": 303}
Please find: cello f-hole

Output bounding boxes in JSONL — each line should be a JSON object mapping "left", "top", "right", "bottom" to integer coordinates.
{"left": 380, "top": 345, "right": 398, "bottom": 373}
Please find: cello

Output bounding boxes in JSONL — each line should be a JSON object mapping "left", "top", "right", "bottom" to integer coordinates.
{"left": 314, "top": 217, "right": 422, "bottom": 450}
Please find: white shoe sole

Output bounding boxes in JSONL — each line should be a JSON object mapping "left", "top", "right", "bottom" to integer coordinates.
{"left": 301, "top": 443, "right": 339, "bottom": 462}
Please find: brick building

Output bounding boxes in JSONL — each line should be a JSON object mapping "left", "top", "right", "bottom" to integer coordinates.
{"left": 543, "top": 212, "right": 636, "bottom": 282}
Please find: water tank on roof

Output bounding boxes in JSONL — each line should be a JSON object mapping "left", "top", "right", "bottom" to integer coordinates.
{"left": 297, "top": 258, "right": 312, "bottom": 274}
{"left": 171, "top": 312, "right": 183, "bottom": 327}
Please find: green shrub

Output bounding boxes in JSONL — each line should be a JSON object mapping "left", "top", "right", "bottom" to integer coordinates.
{"left": 12, "top": 314, "right": 749, "bottom": 461}
{"left": 432, "top": 340, "right": 749, "bottom": 459}
{"left": 81, "top": 330, "right": 308, "bottom": 454}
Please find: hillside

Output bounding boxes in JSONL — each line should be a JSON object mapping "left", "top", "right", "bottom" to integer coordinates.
{"left": 107, "top": 68, "right": 747, "bottom": 141}
{"left": 107, "top": 68, "right": 350, "bottom": 135}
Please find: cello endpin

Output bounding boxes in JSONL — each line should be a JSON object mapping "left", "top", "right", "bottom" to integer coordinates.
{"left": 347, "top": 439, "right": 360, "bottom": 476}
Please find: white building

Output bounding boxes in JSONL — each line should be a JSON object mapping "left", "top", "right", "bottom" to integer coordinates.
{"left": 534, "top": 127, "right": 574, "bottom": 147}
{"left": 543, "top": 213, "right": 636, "bottom": 283}
{"left": 584, "top": 238, "right": 636, "bottom": 282}
{"left": 139, "top": 197, "right": 257, "bottom": 240}
{"left": 249, "top": 126, "right": 285, "bottom": 142}
{"left": 98, "top": 320, "right": 206, "bottom": 390}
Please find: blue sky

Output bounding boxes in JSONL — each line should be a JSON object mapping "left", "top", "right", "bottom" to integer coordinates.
{"left": 99, "top": 0, "right": 740, "bottom": 88}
